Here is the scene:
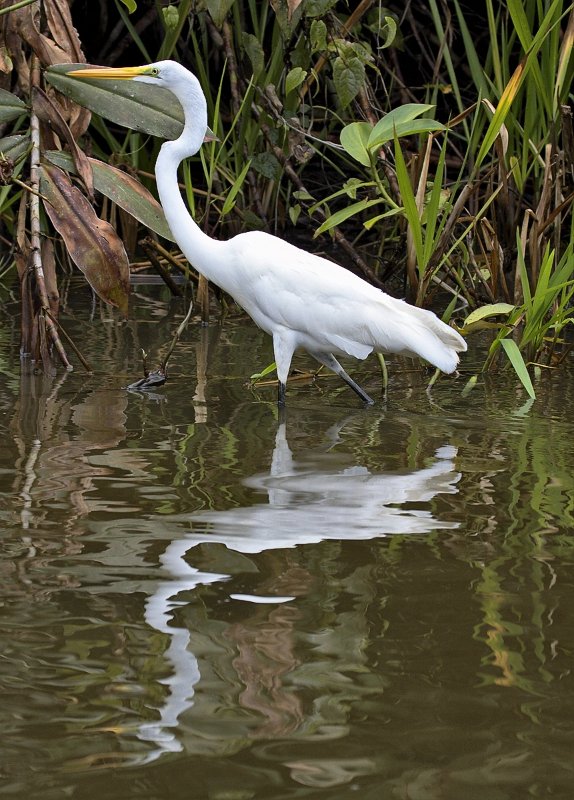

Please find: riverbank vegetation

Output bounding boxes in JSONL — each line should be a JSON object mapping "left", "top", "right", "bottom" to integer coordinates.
{"left": 0, "top": 0, "right": 573, "bottom": 396}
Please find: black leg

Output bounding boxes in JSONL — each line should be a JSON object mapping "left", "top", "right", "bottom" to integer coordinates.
{"left": 340, "top": 372, "right": 375, "bottom": 405}
{"left": 278, "top": 380, "right": 286, "bottom": 406}
{"left": 311, "top": 351, "right": 375, "bottom": 405}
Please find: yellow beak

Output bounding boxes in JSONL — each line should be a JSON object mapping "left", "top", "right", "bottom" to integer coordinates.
{"left": 71, "top": 65, "right": 149, "bottom": 80}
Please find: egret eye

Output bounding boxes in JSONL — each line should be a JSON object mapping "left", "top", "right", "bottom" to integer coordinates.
{"left": 150, "top": 67, "right": 159, "bottom": 76}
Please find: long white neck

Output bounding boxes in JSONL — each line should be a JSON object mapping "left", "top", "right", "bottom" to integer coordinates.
{"left": 155, "top": 72, "right": 226, "bottom": 281}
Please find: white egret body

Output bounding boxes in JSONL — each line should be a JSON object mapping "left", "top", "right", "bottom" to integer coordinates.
{"left": 72, "top": 61, "right": 467, "bottom": 404}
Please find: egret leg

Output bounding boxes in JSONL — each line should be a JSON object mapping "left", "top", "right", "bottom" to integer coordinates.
{"left": 311, "top": 352, "right": 375, "bottom": 405}
{"left": 278, "top": 381, "right": 286, "bottom": 406}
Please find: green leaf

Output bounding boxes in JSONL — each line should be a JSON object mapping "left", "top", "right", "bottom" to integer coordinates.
{"left": 314, "top": 198, "right": 384, "bottom": 237}
{"left": 462, "top": 302, "right": 516, "bottom": 327}
{"left": 221, "top": 159, "right": 251, "bottom": 216}
{"left": 367, "top": 104, "right": 440, "bottom": 148}
{"left": 251, "top": 152, "right": 281, "bottom": 181}
{"left": 45, "top": 63, "right": 184, "bottom": 139}
{"left": 393, "top": 132, "right": 423, "bottom": 270}
{"left": 0, "top": 87, "right": 27, "bottom": 123}
{"left": 250, "top": 361, "right": 277, "bottom": 381}
{"left": 0, "top": 133, "right": 30, "bottom": 163}
{"left": 242, "top": 32, "right": 265, "bottom": 77}
{"left": 119, "top": 0, "right": 137, "bottom": 12}
{"left": 501, "top": 338, "right": 536, "bottom": 399}
{"left": 45, "top": 150, "right": 174, "bottom": 241}
{"left": 333, "top": 55, "right": 365, "bottom": 108}
{"left": 285, "top": 67, "right": 307, "bottom": 95}
{"left": 310, "top": 19, "right": 327, "bottom": 52}
{"left": 340, "top": 121, "right": 372, "bottom": 167}
{"left": 205, "top": 0, "right": 236, "bottom": 27}
{"left": 379, "top": 15, "right": 398, "bottom": 48}
{"left": 370, "top": 118, "right": 444, "bottom": 152}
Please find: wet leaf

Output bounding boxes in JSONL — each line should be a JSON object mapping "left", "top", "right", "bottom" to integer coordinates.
{"left": 40, "top": 162, "right": 130, "bottom": 315}
{"left": 32, "top": 86, "right": 93, "bottom": 198}
{"left": 45, "top": 149, "right": 174, "bottom": 241}
{"left": 45, "top": 63, "right": 184, "bottom": 139}
{"left": 0, "top": 87, "right": 27, "bottom": 123}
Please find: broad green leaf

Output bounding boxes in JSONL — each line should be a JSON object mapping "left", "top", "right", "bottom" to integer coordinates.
{"left": 242, "top": 32, "right": 265, "bottom": 77}
{"left": 40, "top": 163, "right": 130, "bottom": 315}
{"left": 310, "top": 19, "right": 327, "bottom": 52}
{"left": 119, "top": 0, "right": 137, "bottom": 11}
{"left": 333, "top": 55, "right": 365, "bottom": 108}
{"left": 285, "top": 67, "right": 307, "bottom": 95}
{"left": 314, "top": 198, "right": 384, "bottom": 237}
{"left": 340, "top": 121, "right": 372, "bottom": 167}
{"left": 369, "top": 118, "right": 445, "bottom": 152}
{"left": 463, "top": 302, "right": 516, "bottom": 327}
{"left": 367, "top": 104, "right": 435, "bottom": 148}
{"left": 205, "top": 0, "right": 236, "bottom": 27}
{"left": 45, "top": 150, "right": 174, "bottom": 241}
{"left": 501, "top": 338, "right": 536, "bottom": 398}
{"left": 45, "top": 63, "right": 184, "bottom": 139}
{"left": 0, "top": 87, "right": 27, "bottom": 123}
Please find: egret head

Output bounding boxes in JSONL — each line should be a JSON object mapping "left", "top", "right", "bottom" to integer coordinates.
{"left": 70, "top": 60, "right": 195, "bottom": 93}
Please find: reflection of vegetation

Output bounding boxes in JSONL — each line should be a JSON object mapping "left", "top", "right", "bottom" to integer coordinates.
{"left": 1, "top": 315, "right": 574, "bottom": 790}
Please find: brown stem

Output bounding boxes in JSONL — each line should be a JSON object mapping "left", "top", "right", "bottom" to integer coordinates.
{"left": 29, "top": 55, "right": 72, "bottom": 370}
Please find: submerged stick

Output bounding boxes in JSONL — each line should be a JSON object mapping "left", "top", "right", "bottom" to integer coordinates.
{"left": 127, "top": 298, "right": 195, "bottom": 391}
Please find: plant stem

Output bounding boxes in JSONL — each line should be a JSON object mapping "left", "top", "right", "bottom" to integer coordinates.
{"left": 29, "top": 55, "right": 72, "bottom": 370}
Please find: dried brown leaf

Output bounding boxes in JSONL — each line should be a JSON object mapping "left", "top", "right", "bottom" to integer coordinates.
{"left": 32, "top": 85, "right": 93, "bottom": 198}
{"left": 40, "top": 162, "right": 130, "bottom": 315}
{"left": 44, "top": 0, "right": 84, "bottom": 63}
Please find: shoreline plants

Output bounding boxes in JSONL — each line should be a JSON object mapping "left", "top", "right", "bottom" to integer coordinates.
{"left": 0, "top": 0, "right": 573, "bottom": 396}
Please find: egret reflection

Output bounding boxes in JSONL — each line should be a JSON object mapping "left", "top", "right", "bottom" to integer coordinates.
{"left": 139, "top": 420, "right": 461, "bottom": 760}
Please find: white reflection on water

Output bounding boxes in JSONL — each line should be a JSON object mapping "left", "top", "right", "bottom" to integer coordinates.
{"left": 186, "top": 422, "right": 460, "bottom": 553}
{"left": 139, "top": 420, "right": 461, "bottom": 760}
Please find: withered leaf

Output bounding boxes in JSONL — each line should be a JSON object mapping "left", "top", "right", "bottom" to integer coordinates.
{"left": 33, "top": 86, "right": 93, "bottom": 199}
{"left": 44, "top": 0, "right": 84, "bottom": 64}
{"left": 40, "top": 162, "right": 130, "bottom": 315}
{"left": 45, "top": 149, "right": 174, "bottom": 241}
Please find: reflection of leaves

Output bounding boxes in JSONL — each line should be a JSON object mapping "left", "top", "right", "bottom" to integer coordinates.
{"left": 45, "top": 150, "right": 174, "bottom": 241}
{"left": 40, "top": 162, "right": 130, "bottom": 315}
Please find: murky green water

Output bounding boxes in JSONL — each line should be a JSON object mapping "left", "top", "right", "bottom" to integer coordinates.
{"left": 1, "top": 287, "right": 574, "bottom": 799}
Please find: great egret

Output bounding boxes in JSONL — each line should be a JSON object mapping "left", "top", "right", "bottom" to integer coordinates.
{"left": 71, "top": 61, "right": 466, "bottom": 405}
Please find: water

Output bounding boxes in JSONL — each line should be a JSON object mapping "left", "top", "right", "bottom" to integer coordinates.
{"left": 1, "top": 288, "right": 574, "bottom": 799}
